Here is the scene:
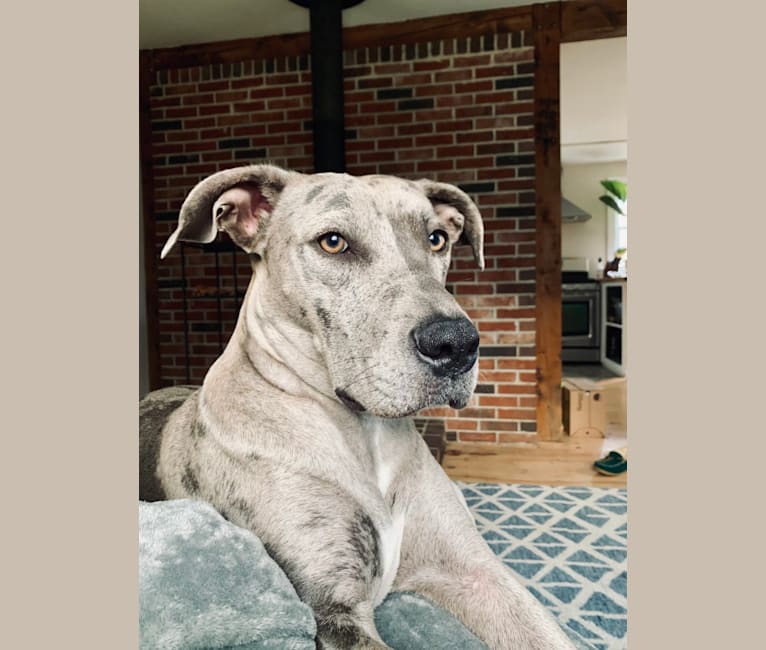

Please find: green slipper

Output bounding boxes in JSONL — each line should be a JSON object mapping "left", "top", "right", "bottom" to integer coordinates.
{"left": 594, "top": 449, "right": 627, "bottom": 476}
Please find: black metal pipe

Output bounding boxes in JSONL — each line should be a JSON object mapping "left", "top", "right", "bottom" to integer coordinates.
{"left": 308, "top": 0, "right": 346, "bottom": 172}
{"left": 289, "top": 0, "right": 365, "bottom": 172}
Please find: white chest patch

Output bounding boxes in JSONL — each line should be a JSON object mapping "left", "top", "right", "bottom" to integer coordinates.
{"left": 374, "top": 511, "right": 405, "bottom": 606}
{"left": 366, "top": 420, "right": 405, "bottom": 606}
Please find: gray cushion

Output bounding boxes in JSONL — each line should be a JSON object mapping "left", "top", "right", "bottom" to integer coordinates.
{"left": 139, "top": 499, "right": 316, "bottom": 650}
{"left": 139, "top": 499, "right": 593, "bottom": 649}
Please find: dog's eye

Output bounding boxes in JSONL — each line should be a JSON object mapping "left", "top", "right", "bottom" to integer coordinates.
{"left": 428, "top": 230, "right": 448, "bottom": 253}
{"left": 318, "top": 232, "right": 349, "bottom": 255}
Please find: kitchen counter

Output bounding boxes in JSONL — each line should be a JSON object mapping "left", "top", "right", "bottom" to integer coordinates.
{"left": 562, "top": 363, "right": 622, "bottom": 380}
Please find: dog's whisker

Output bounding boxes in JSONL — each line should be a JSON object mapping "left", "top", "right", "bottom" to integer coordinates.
{"left": 338, "top": 361, "right": 386, "bottom": 387}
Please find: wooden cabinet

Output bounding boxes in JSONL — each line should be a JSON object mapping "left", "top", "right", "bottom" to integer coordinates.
{"left": 601, "top": 280, "right": 627, "bottom": 376}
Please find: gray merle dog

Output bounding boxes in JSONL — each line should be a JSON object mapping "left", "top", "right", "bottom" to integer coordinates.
{"left": 139, "top": 164, "right": 574, "bottom": 650}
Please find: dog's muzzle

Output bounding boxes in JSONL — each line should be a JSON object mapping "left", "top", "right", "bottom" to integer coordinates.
{"left": 412, "top": 317, "right": 480, "bottom": 377}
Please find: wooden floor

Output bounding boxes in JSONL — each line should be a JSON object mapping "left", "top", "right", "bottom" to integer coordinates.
{"left": 442, "top": 436, "right": 627, "bottom": 488}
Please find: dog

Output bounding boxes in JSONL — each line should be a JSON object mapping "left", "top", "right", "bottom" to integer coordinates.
{"left": 139, "top": 164, "right": 575, "bottom": 649}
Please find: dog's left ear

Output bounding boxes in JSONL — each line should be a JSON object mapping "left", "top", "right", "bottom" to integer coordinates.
{"left": 160, "top": 164, "right": 296, "bottom": 259}
{"left": 415, "top": 179, "right": 485, "bottom": 270}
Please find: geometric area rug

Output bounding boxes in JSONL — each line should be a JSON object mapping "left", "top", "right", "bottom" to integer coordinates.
{"left": 459, "top": 482, "right": 628, "bottom": 650}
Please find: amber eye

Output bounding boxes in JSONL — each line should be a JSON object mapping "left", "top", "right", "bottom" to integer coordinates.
{"left": 428, "top": 230, "right": 448, "bottom": 252}
{"left": 318, "top": 232, "right": 349, "bottom": 254}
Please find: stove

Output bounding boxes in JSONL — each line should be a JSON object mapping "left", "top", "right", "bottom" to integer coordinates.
{"left": 561, "top": 259, "right": 600, "bottom": 363}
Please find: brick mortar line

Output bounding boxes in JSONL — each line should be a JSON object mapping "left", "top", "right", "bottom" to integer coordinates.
{"left": 151, "top": 37, "right": 533, "bottom": 85}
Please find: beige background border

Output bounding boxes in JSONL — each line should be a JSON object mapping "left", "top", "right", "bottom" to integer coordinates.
{"left": 3, "top": 0, "right": 137, "bottom": 647}
{"left": 628, "top": 0, "right": 764, "bottom": 647}
{"left": 3, "top": 0, "right": 764, "bottom": 647}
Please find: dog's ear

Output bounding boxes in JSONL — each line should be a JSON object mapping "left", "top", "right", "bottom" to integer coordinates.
{"left": 160, "top": 164, "right": 295, "bottom": 259}
{"left": 415, "top": 180, "right": 485, "bottom": 270}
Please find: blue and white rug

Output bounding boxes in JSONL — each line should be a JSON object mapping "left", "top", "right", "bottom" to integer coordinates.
{"left": 460, "top": 482, "right": 627, "bottom": 650}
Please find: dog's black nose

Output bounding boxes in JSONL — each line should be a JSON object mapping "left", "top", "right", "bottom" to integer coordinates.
{"left": 412, "top": 317, "right": 480, "bottom": 376}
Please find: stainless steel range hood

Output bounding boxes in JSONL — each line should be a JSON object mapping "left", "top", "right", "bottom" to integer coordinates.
{"left": 561, "top": 197, "right": 592, "bottom": 223}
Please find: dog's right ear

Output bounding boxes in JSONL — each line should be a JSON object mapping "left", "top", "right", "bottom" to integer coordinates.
{"left": 160, "top": 164, "right": 295, "bottom": 259}
{"left": 415, "top": 179, "right": 485, "bottom": 271}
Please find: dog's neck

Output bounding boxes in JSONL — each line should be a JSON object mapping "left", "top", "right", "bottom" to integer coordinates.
{"left": 217, "top": 266, "right": 339, "bottom": 407}
{"left": 197, "top": 268, "right": 419, "bottom": 497}
{"left": 200, "top": 266, "right": 418, "bottom": 465}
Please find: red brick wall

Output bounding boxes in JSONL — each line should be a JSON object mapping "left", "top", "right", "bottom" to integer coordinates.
{"left": 147, "top": 28, "right": 539, "bottom": 443}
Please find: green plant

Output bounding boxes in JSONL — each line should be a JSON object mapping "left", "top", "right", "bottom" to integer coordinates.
{"left": 599, "top": 179, "right": 627, "bottom": 215}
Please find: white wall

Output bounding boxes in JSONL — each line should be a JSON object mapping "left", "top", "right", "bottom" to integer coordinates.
{"left": 560, "top": 37, "right": 627, "bottom": 148}
{"left": 560, "top": 36, "right": 627, "bottom": 272}
{"left": 561, "top": 161, "right": 627, "bottom": 269}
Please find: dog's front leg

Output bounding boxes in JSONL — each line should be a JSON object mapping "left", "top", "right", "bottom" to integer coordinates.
{"left": 393, "top": 453, "right": 575, "bottom": 650}
{"left": 263, "top": 516, "right": 391, "bottom": 650}
{"left": 217, "top": 471, "right": 392, "bottom": 650}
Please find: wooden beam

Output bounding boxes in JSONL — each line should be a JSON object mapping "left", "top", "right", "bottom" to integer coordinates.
{"left": 343, "top": 7, "right": 532, "bottom": 50}
{"left": 139, "top": 50, "right": 161, "bottom": 390}
{"left": 561, "top": 0, "right": 627, "bottom": 43}
{"left": 145, "top": 6, "right": 532, "bottom": 69}
{"left": 533, "top": 2, "right": 563, "bottom": 442}
{"left": 148, "top": 31, "right": 310, "bottom": 71}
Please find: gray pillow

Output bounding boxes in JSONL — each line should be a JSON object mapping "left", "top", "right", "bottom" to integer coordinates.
{"left": 139, "top": 499, "right": 591, "bottom": 650}
{"left": 140, "top": 499, "right": 316, "bottom": 650}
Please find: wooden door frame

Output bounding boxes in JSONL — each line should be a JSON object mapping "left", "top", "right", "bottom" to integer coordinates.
{"left": 533, "top": 0, "right": 626, "bottom": 440}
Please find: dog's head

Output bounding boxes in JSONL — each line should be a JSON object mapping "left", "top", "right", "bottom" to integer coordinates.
{"left": 162, "top": 163, "right": 485, "bottom": 418}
